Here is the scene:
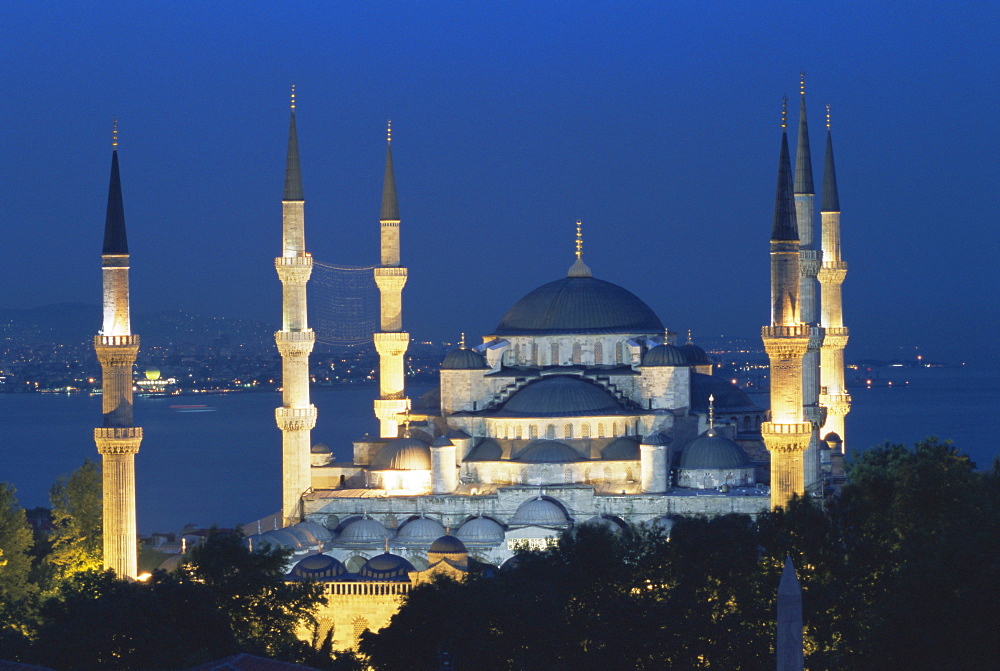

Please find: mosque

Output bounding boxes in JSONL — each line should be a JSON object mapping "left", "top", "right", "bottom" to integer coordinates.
{"left": 91, "top": 79, "right": 848, "bottom": 648}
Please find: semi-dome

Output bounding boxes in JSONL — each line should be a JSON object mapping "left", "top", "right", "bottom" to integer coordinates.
{"left": 456, "top": 516, "right": 505, "bottom": 545}
{"left": 283, "top": 525, "right": 318, "bottom": 547}
{"left": 510, "top": 497, "right": 570, "bottom": 526}
{"left": 396, "top": 516, "right": 447, "bottom": 543}
{"left": 259, "top": 529, "right": 304, "bottom": 551}
{"left": 514, "top": 440, "right": 582, "bottom": 463}
{"left": 442, "top": 347, "right": 488, "bottom": 370}
{"left": 337, "top": 517, "right": 393, "bottom": 545}
{"left": 690, "top": 373, "right": 761, "bottom": 413}
{"left": 494, "top": 276, "right": 663, "bottom": 336}
{"left": 601, "top": 436, "right": 640, "bottom": 460}
{"left": 288, "top": 553, "right": 347, "bottom": 581}
{"left": 370, "top": 436, "right": 432, "bottom": 470}
{"left": 641, "top": 344, "right": 688, "bottom": 367}
{"left": 295, "top": 520, "right": 333, "bottom": 543}
{"left": 466, "top": 438, "right": 503, "bottom": 461}
{"left": 679, "top": 342, "right": 711, "bottom": 365}
{"left": 679, "top": 428, "right": 750, "bottom": 470}
{"left": 358, "top": 552, "right": 415, "bottom": 581}
{"left": 428, "top": 534, "right": 468, "bottom": 556}
{"left": 496, "top": 376, "right": 625, "bottom": 417}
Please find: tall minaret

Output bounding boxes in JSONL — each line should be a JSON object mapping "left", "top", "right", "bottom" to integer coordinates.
{"left": 94, "top": 120, "right": 142, "bottom": 579}
{"left": 373, "top": 121, "right": 410, "bottom": 438}
{"left": 793, "top": 73, "right": 823, "bottom": 489}
{"left": 761, "top": 99, "right": 813, "bottom": 509}
{"left": 275, "top": 86, "right": 316, "bottom": 524}
{"left": 817, "top": 105, "right": 851, "bottom": 452}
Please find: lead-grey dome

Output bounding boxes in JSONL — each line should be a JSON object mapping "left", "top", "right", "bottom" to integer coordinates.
{"left": 496, "top": 376, "right": 625, "bottom": 417}
{"left": 494, "top": 276, "right": 663, "bottom": 336}
{"left": 456, "top": 516, "right": 505, "bottom": 544}
{"left": 510, "top": 497, "right": 570, "bottom": 526}
{"left": 396, "top": 517, "right": 447, "bottom": 544}
{"left": 370, "top": 436, "right": 432, "bottom": 470}
{"left": 295, "top": 520, "right": 333, "bottom": 543}
{"left": 601, "top": 437, "right": 640, "bottom": 460}
{"left": 642, "top": 344, "right": 688, "bottom": 367}
{"left": 514, "top": 440, "right": 582, "bottom": 463}
{"left": 337, "top": 517, "right": 393, "bottom": 545}
{"left": 358, "top": 553, "right": 415, "bottom": 581}
{"left": 288, "top": 553, "right": 347, "bottom": 581}
{"left": 679, "top": 342, "right": 711, "bottom": 365}
{"left": 679, "top": 428, "right": 750, "bottom": 470}
{"left": 441, "top": 347, "right": 487, "bottom": 370}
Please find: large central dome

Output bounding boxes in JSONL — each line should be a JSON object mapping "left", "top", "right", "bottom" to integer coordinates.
{"left": 494, "top": 276, "right": 663, "bottom": 336}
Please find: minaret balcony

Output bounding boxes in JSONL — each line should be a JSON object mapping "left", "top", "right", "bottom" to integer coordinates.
{"left": 275, "top": 330, "right": 315, "bottom": 357}
{"left": 94, "top": 426, "right": 143, "bottom": 455}
{"left": 817, "top": 263, "right": 847, "bottom": 284}
{"left": 275, "top": 406, "right": 318, "bottom": 432}
{"left": 275, "top": 256, "right": 313, "bottom": 284}
{"left": 95, "top": 334, "right": 140, "bottom": 348}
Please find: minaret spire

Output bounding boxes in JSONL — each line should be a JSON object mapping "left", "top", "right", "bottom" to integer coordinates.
{"left": 275, "top": 89, "right": 317, "bottom": 523}
{"left": 374, "top": 122, "right": 411, "bottom": 437}
{"left": 94, "top": 126, "right": 143, "bottom": 578}
{"left": 761, "top": 101, "right": 812, "bottom": 509}
{"left": 818, "top": 105, "right": 851, "bottom": 453}
{"left": 794, "top": 73, "right": 815, "bottom": 196}
{"left": 567, "top": 219, "right": 592, "bottom": 277}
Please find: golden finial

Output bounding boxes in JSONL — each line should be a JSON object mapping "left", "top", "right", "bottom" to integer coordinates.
{"left": 708, "top": 394, "right": 715, "bottom": 429}
{"left": 387, "top": 119, "right": 392, "bottom": 143}
{"left": 112, "top": 117, "right": 118, "bottom": 149}
{"left": 575, "top": 220, "right": 583, "bottom": 259}
{"left": 781, "top": 96, "right": 788, "bottom": 129}
{"left": 459, "top": 332, "right": 466, "bottom": 349}
{"left": 799, "top": 71, "right": 805, "bottom": 96}
{"left": 686, "top": 329, "right": 693, "bottom": 344}
{"left": 384, "top": 538, "right": 390, "bottom": 554}
{"left": 290, "top": 84, "right": 296, "bottom": 110}
{"left": 826, "top": 103, "right": 831, "bottom": 130}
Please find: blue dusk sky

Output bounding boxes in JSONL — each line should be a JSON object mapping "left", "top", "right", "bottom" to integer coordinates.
{"left": 1, "top": 2, "right": 997, "bottom": 366}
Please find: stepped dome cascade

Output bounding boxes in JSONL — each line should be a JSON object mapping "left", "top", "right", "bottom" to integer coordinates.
{"left": 494, "top": 276, "right": 663, "bottom": 336}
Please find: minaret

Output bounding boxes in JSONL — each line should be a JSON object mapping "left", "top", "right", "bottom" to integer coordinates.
{"left": 94, "top": 120, "right": 142, "bottom": 579}
{"left": 761, "top": 99, "right": 812, "bottom": 509}
{"left": 275, "top": 86, "right": 316, "bottom": 524}
{"left": 373, "top": 121, "right": 410, "bottom": 438}
{"left": 817, "top": 105, "right": 851, "bottom": 452}
{"left": 777, "top": 556, "right": 805, "bottom": 671}
{"left": 793, "top": 73, "right": 824, "bottom": 489}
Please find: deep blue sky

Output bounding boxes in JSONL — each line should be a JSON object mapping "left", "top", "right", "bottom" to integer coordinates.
{"left": 2, "top": 2, "right": 997, "bottom": 366}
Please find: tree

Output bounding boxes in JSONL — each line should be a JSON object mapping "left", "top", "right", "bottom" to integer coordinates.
{"left": 45, "top": 460, "right": 103, "bottom": 585}
{"left": 0, "top": 483, "right": 34, "bottom": 609}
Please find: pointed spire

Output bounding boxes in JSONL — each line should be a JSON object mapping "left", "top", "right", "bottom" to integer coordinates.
{"left": 708, "top": 394, "right": 715, "bottom": 429}
{"left": 102, "top": 120, "right": 128, "bottom": 255}
{"left": 283, "top": 85, "right": 304, "bottom": 201}
{"left": 821, "top": 105, "right": 840, "bottom": 212}
{"left": 459, "top": 332, "right": 466, "bottom": 349}
{"left": 380, "top": 120, "right": 400, "bottom": 221}
{"left": 794, "top": 73, "right": 814, "bottom": 195}
{"left": 771, "top": 106, "right": 800, "bottom": 242}
{"left": 567, "top": 220, "right": 592, "bottom": 277}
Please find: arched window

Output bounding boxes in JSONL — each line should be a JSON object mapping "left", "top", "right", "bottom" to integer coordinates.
{"left": 531, "top": 343, "right": 538, "bottom": 365}
{"left": 529, "top": 424, "right": 538, "bottom": 439}
{"left": 594, "top": 341, "right": 603, "bottom": 364}
{"left": 604, "top": 466, "right": 613, "bottom": 480}
{"left": 515, "top": 425, "right": 522, "bottom": 439}
{"left": 743, "top": 416, "right": 751, "bottom": 431}
{"left": 353, "top": 617, "right": 370, "bottom": 645}
{"left": 616, "top": 342, "right": 624, "bottom": 364}
{"left": 581, "top": 423, "right": 591, "bottom": 438}
{"left": 598, "top": 423, "right": 605, "bottom": 438}
{"left": 546, "top": 424, "right": 556, "bottom": 439}
{"left": 550, "top": 342, "right": 560, "bottom": 365}
{"left": 612, "top": 422, "right": 619, "bottom": 435}
{"left": 572, "top": 343, "right": 582, "bottom": 364}
{"left": 626, "top": 467, "right": 634, "bottom": 482}
{"left": 564, "top": 423, "right": 573, "bottom": 439}
{"left": 513, "top": 343, "right": 521, "bottom": 363}
{"left": 564, "top": 468, "right": 573, "bottom": 482}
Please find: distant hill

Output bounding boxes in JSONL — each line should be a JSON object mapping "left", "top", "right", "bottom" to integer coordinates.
{"left": 0, "top": 304, "right": 272, "bottom": 351}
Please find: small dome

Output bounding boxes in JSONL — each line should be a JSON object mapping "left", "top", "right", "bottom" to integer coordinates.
{"left": 601, "top": 437, "right": 640, "bottom": 460}
{"left": 283, "top": 525, "right": 318, "bottom": 547}
{"left": 456, "top": 516, "right": 505, "bottom": 544}
{"left": 338, "top": 517, "right": 393, "bottom": 545}
{"left": 259, "top": 529, "right": 304, "bottom": 551}
{"left": 679, "top": 428, "right": 750, "bottom": 470}
{"left": 288, "top": 553, "right": 347, "bottom": 581}
{"left": 311, "top": 443, "right": 332, "bottom": 454}
{"left": 466, "top": 438, "right": 503, "bottom": 461}
{"left": 497, "top": 376, "right": 625, "bottom": 417}
{"left": 358, "top": 552, "right": 415, "bottom": 581}
{"left": 580, "top": 515, "right": 623, "bottom": 533}
{"left": 494, "top": 276, "right": 663, "bottom": 336}
{"left": 510, "top": 497, "right": 570, "bottom": 526}
{"left": 641, "top": 344, "right": 687, "bottom": 367}
{"left": 823, "top": 432, "right": 843, "bottom": 449}
{"left": 679, "top": 342, "right": 711, "bottom": 365}
{"left": 428, "top": 534, "right": 468, "bottom": 556}
{"left": 442, "top": 347, "right": 488, "bottom": 370}
{"left": 370, "top": 436, "right": 432, "bottom": 470}
{"left": 396, "top": 517, "right": 446, "bottom": 544}
{"left": 515, "top": 440, "right": 582, "bottom": 463}
{"left": 295, "top": 520, "right": 333, "bottom": 543}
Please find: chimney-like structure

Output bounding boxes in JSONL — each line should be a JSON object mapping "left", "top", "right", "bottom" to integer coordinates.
{"left": 275, "top": 86, "right": 317, "bottom": 524}
{"left": 817, "top": 106, "right": 851, "bottom": 452}
{"left": 94, "top": 122, "right": 142, "bottom": 578}
{"left": 777, "top": 556, "right": 805, "bottom": 671}
{"left": 761, "top": 100, "right": 812, "bottom": 509}
{"left": 373, "top": 121, "right": 410, "bottom": 438}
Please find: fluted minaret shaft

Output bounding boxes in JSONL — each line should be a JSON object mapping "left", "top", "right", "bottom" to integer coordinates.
{"left": 818, "top": 127, "right": 850, "bottom": 452}
{"left": 793, "top": 84, "right": 823, "bottom": 490}
{"left": 275, "top": 103, "right": 316, "bottom": 523}
{"left": 762, "top": 129, "right": 812, "bottom": 510}
{"left": 94, "top": 146, "right": 141, "bottom": 579}
{"left": 373, "top": 131, "right": 410, "bottom": 438}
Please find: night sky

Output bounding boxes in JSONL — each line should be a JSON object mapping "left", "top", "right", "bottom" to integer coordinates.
{"left": 2, "top": 3, "right": 997, "bottom": 367}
